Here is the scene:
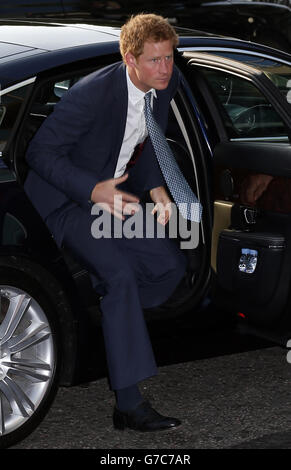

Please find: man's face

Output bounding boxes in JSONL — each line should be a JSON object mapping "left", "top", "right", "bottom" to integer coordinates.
{"left": 126, "top": 39, "right": 174, "bottom": 92}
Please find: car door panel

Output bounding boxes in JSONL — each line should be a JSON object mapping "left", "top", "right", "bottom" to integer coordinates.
{"left": 213, "top": 140, "right": 291, "bottom": 324}
{"left": 214, "top": 141, "right": 291, "bottom": 176}
{"left": 214, "top": 154, "right": 291, "bottom": 326}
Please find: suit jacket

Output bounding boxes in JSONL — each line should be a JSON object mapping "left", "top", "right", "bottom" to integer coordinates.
{"left": 24, "top": 61, "right": 180, "bottom": 234}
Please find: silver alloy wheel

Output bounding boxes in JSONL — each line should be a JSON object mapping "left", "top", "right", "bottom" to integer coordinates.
{"left": 0, "top": 285, "right": 54, "bottom": 437}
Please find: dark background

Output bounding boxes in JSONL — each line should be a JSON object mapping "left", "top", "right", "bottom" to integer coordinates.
{"left": 1, "top": 0, "right": 291, "bottom": 53}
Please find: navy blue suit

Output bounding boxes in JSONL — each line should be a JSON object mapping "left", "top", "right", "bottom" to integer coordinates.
{"left": 25, "top": 62, "right": 187, "bottom": 390}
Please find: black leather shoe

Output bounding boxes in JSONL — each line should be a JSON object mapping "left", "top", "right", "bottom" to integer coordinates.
{"left": 113, "top": 400, "right": 181, "bottom": 432}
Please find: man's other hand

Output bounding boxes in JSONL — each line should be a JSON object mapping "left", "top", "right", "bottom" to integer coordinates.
{"left": 150, "top": 186, "right": 172, "bottom": 225}
{"left": 91, "top": 173, "right": 140, "bottom": 220}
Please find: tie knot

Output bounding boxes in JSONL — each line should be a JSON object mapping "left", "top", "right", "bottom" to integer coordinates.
{"left": 144, "top": 92, "right": 152, "bottom": 106}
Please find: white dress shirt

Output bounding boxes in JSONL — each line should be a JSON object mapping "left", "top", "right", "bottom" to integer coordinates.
{"left": 114, "top": 69, "right": 156, "bottom": 178}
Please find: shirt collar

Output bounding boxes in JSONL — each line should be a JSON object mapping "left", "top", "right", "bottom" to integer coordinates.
{"left": 126, "top": 68, "right": 157, "bottom": 105}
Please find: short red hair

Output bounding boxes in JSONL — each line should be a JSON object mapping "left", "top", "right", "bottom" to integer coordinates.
{"left": 120, "top": 13, "right": 179, "bottom": 62}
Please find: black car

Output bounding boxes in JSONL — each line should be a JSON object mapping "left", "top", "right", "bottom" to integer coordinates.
{"left": 1, "top": 19, "right": 291, "bottom": 448}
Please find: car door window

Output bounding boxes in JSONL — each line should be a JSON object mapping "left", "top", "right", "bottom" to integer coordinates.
{"left": 207, "top": 52, "right": 291, "bottom": 102}
{"left": 199, "top": 68, "right": 289, "bottom": 140}
{"left": 54, "top": 79, "right": 71, "bottom": 98}
{"left": 23, "top": 72, "right": 90, "bottom": 155}
{"left": 30, "top": 72, "right": 92, "bottom": 121}
{"left": 16, "top": 66, "right": 104, "bottom": 184}
{"left": 0, "top": 83, "right": 31, "bottom": 152}
{"left": 32, "top": 75, "right": 82, "bottom": 110}
{"left": 0, "top": 82, "right": 33, "bottom": 181}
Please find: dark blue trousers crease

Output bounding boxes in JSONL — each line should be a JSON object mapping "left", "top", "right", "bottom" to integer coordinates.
{"left": 46, "top": 200, "right": 187, "bottom": 390}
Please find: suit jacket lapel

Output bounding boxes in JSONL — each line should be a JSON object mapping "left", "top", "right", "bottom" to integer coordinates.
{"left": 153, "top": 90, "right": 168, "bottom": 132}
{"left": 153, "top": 92, "right": 159, "bottom": 118}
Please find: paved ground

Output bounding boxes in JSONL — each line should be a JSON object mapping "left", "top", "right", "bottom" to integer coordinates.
{"left": 11, "top": 345, "right": 291, "bottom": 449}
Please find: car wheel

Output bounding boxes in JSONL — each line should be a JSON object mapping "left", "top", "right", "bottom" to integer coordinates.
{"left": 0, "top": 267, "right": 60, "bottom": 448}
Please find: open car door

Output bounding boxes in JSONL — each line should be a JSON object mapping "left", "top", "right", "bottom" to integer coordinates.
{"left": 180, "top": 50, "right": 291, "bottom": 335}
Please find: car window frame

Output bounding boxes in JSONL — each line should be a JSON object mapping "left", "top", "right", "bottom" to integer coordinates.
{"left": 182, "top": 51, "right": 291, "bottom": 144}
{"left": 7, "top": 52, "right": 122, "bottom": 183}
{"left": 196, "top": 66, "right": 290, "bottom": 141}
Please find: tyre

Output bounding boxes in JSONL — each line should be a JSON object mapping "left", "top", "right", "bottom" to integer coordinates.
{"left": 0, "top": 266, "right": 60, "bottom": 448}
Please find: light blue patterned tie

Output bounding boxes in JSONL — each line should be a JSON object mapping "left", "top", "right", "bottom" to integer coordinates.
{"left": 144, "top": 92, "right": 202, "bottom": 222}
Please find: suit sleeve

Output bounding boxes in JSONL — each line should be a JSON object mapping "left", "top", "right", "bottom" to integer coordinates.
{"left": 26, "top": 80, "right": 100, "bottom": 205}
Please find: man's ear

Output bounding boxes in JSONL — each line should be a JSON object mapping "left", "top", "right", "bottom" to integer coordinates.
{"left": 125, "top": 52, "right": 137, "bottom": 68}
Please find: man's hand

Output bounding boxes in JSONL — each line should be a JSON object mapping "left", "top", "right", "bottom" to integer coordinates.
{"left": 91, "top": 173, "right": 140, "bottom": 220}
{"left": 150, "top": 186, "right": 173, "bottom": 225}
{"left": 240, "top": 173, "right": 274, "bottom": 205}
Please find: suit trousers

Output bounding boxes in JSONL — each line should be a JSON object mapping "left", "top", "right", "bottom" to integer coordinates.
{"left": 46, "top": 199, "right": 187, "bottom": 390}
